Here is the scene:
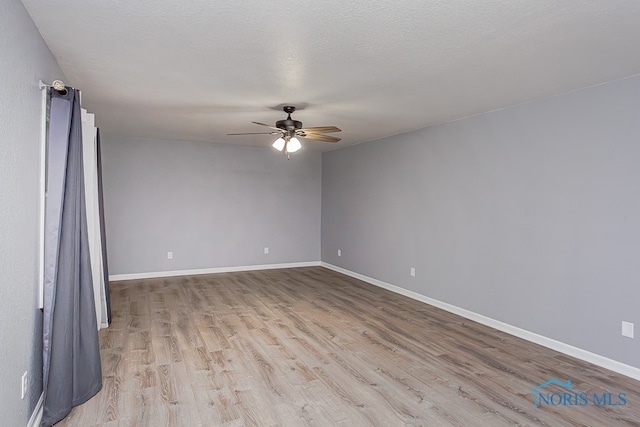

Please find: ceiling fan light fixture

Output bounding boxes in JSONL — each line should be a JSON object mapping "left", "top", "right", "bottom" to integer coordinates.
{"left": 287, "top": 137, "right": 302, "bottom": 153}
{"left": 272, "top": 137, "right": 285, "bottom": 151}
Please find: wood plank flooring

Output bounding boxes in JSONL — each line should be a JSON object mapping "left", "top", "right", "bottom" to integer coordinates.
{"left": 57, "top": 267, "right": 640, "bottom": 426}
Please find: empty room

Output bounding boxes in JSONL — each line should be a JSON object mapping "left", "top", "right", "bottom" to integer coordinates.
{"left": 2, "top": 0, "right": 640, "bottom": 426}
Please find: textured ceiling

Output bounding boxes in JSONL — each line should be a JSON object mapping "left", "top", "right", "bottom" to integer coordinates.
{"left": 21, "top": 0, "right": 640, "bottom": 151}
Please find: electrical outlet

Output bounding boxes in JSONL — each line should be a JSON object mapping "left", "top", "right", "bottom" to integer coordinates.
{"left": 167, "top": 251, "right": 173, "bottom": 259}
{"left": 622, "top": 321, "right": 634, "bottom": 338}
{"left": 264, "top": 247, "right": 269, "bottom": 255}
{"left": 21, "top": 371, "right": 27, "bottom": 399}
{"left": 410, "top": 267, "right": 416, "bottom": 277}
{"left": 338, "top": 249, "right": 341, "bottom": 257}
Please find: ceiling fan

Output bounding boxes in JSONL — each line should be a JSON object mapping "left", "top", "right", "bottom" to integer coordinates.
{"left": 228, "top": 106, "right": 341, "bottom": 157}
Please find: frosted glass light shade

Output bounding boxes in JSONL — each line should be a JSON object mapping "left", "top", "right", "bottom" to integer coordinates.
{"left": 287, "top": 137, "right": 302, "bottom": 153}
{"left": 272, "top": 137, "right": 285, "bottom": 151}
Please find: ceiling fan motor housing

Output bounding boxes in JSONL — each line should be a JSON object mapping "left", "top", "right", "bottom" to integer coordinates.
{"left": 276, "top": 105, "right": 303, "bottom": 131}
{"left": 276, "top": 118, "right": 303, "bottom": 130}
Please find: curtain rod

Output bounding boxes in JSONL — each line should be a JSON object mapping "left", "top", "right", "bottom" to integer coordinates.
{"left": 39, "top": 79, "right": 68, "bottom": 95}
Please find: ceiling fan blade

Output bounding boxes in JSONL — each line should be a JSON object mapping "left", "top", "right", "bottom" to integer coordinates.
{"left": 298, "top": 133, "right": 341, "bottom": 143}
{"left": 298, "top": 126, "right": 341, "bottom": 133}
{"left": 227, "top": 131, "right": 281, "bottom": 136}
{"left": 251, "top": 121, "right": 282, "bottom": 131}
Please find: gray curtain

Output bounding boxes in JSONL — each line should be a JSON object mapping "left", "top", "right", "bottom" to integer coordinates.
{"left": 42, "top": 88, "right": 102, "bottom": 426}
{"left": 96, "top": 129, "right": 111, "bottom": 324}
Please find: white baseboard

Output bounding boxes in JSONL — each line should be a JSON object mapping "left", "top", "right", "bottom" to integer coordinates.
{"left": 109, "top": 261, "right": 321, "bottom": 281}
{"left": 321, "top": 262, "right": 640, "bottom": 382}
{"left": 27, "top": 392, "right": 44, "bottom": 427}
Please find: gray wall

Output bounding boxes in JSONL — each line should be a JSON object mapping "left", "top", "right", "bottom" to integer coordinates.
{"left": 322, "top": 74, "right": 640, "bottom": 369}
{"left": 101, "top": 136, "right": 321, "bottom": 275}
{"left": 0, "top": 0, "right": 66, "bottom": 423}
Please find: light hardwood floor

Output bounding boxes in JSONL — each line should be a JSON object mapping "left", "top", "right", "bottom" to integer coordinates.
{"left": 57, "top": 267, "right": 639, "bottom": 426}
